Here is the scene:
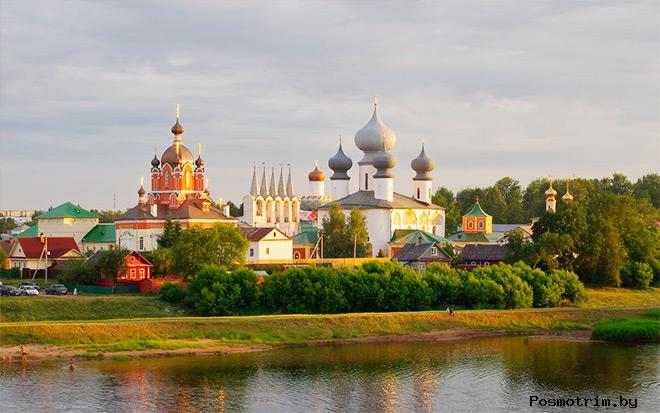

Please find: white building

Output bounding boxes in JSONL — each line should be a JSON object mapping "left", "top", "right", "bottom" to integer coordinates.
{"left": 316, "top": 99, "right": 445, "bottom": 257}
{"left": 241, "top": 165, "right": 301, "bottom": 236}
{"left": 241, "top": 226, "right": 293, "bottom": 261}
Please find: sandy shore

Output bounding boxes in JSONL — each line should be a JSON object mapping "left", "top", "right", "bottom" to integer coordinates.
{"left": 0, "top": 328, "right": 593, "bottom": 363}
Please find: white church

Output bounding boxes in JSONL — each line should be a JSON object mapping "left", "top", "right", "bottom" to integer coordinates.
{"left": 316, "top": 98, "right": 445, "bottom": 257}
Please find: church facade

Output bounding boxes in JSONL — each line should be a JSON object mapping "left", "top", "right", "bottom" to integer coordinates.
{"left": 316, "top": 99, "right": 446, "bottom": 257}
{"left": 115, "top": 107, "right": 237, "bottom": 251}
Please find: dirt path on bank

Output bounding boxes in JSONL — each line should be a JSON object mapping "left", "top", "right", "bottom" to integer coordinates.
{"left": 0, "top": 328, "right": 594, "bottom": 364}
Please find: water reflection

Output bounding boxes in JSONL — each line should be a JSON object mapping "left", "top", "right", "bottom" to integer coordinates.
{"left": 0, "top": 337, "right": 658, "bottom": 412}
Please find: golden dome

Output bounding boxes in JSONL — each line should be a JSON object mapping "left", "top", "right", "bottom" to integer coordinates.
{"left": 161, "top": 143, "right": 195, "bottom": 166}
{"left": 308, "top": 165, "right": 325, "bottom": 182}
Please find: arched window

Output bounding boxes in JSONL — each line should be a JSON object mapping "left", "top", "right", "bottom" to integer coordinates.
{"left": 185, "top": 169, "right": 192, "bottom": 189}
{"left": 393, "top": 212, "right": 401, "bottom": 226}
{"left": 403, "top": 210, "right": 417, "bottom": 229}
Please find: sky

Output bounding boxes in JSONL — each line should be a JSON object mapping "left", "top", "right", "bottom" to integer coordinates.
{"left": 0, "top": 0, "right": 658, "bottom": 211}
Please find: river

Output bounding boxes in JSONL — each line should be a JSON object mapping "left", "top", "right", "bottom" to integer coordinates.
{"left": 0, "top": 337, "right": 658, "bottom": 412}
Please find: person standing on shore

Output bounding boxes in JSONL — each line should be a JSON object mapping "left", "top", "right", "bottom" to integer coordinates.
{"left": 20, "top": 346, "right": 27, "bottom": 361}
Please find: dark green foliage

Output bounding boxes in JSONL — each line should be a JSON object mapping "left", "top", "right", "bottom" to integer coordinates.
{"left": 158, "top": 219, "right": 182, "bottom": 248}
{"left": 592, "top": 318, "right": 660, "bottom": 343}
{"left": 170, "top": 224, "right": 249, "bottom": 276}
{"left": 58, "top": 259, "right": 96, "bottom": 285}
{"left": 620, "top": 262, "right": 654, "bottom": 289}
{"left": 96, "top": 248, "right": 130, "bottom": 281}
{"left": 147, "top": 248, "right": 174, "bottom": 277}
{"left": 90, "top": 209, "right": 123, "bottom": 223}
{"left": 158, "top": 282, "right": 184, "bottom": 302}
{"left": 321, "top": 204, "right": 369, "bottom": 258}
{"left": 186, "top": 266, "right": 259, "bottom": 316}
{"left": 432, "top": 187, "right": 461, "bottom": 235}
{"left": 0, "top": 267, "right": 20, "bottom": 278}
{"left": 0, "top": 217, "right": 18, "bottom": 232}
{"left": 181, "top": 262, "right": 586, "bottom": 316}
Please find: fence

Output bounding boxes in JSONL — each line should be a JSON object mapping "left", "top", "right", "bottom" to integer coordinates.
{"left": 245, "top": 257, "right": 391, "bottom": 270}
{"left": 63, "top": 284, "right": 139, "bottom": 295}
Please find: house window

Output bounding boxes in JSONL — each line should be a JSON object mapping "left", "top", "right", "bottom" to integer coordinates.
{"left": 139, "top": 237, "right": 144, "bottom": 251}
{"left": 273, "top": 232, "right": 277, "bottom": 237}
{"left": 266, "top": 248, "right": 270, "bottom": 255}
{"left": 139, "top": 268, "right": 145, "bottom": 279}
{"left": 416, "top": 188, "right": 420, "bottom": 199}
{"left": 294, "top": 251, "right": 301, "bottom": 259}
{"left": 249, "top": 248, "right": 254, "bottom": 257}
{"left": 470, "top": 261, "right": 477, "bottom": 266}
{"left": 484, "top": 262, "right": 490, "bottom": 266}
{"left": 130, "top": 269, "right": 136, "bottom": 279}
{"left": 431, "top": 247, "right": 438, "bottom": 256}
{"left": 468, "top": 221, "right": 474, "bottom": 229}
{"left": 478, "top": 220, "right": 484, "bottom": 229}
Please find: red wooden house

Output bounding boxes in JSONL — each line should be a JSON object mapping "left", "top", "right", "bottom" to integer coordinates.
{"left": 119, "top": 251, "right": 152, "bottom": 281}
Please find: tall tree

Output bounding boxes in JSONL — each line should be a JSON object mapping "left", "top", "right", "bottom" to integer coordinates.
{"left": 633, "top": 173, "right": 660, "bottom": 208}
{"left": 170, "top": 224, "right": 249, "bottom": 277}
{"left": 322, "top": 204, "right": 350, "bottom": 258}
{"left": 347, "top": 208, "right": 369, "bottom": 257}
{"left": 90, "top": 209, "right": 123, "bottom": 223}
{"left": 158, "top": 219, "right": 182, "bottom": 248}
{"left": 600, "top": 173, "right": 633, "bottom": 196}
{"left": 432, "top": 187, "right": 461, "bottom": 235}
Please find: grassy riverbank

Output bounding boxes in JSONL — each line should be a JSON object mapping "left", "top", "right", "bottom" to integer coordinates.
{"left": 1, "top": 287, "right": 657, "bottom": 323}
{"left": 1, "top": 306, "right": 657, "bottom": 360}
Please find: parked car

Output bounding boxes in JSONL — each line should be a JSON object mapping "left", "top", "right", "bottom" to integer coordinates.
{"left": 45, "top": 284, "right": 68, "bottom": 295}
{"left": 18, "top": 282, "right": 39, "bottom": 290}
{"left": 18, "top": 285, "right": 39, "bottom": 296}
{"left": 0, "top": 286, "right": 21, "bottom": 296}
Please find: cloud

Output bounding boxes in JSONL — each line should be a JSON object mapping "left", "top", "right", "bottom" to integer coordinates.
{"left": 0, "top": 0, "right": 658, "bottom": 210}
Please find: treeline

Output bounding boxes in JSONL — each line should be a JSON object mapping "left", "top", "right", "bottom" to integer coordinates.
{"left": 434, "top": 173, "right": 659, "bottom": 234}
{"left": 160, "top": 261, "right": 586, "bottom": 316}
{"left": 506, "top": 191, "right": 659, "bottom": 288}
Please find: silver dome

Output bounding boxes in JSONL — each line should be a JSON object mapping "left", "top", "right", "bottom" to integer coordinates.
{"left": 354, "top": 100, "right": 396, "bottom": 165}
{"left": 328, "top": 142, "right": 353, "bottom": 180}
{"left": 373, "top": 150, "right": 396, "bottom": 179}
{"left": 411, "top": 144, "right": 435, "bottom": 181}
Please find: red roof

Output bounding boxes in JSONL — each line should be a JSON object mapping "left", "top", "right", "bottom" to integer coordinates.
{"left": 15, "top": 237, "right": 80, "bottom": 259}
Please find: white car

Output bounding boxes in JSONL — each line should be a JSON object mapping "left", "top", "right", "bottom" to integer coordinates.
{"left": 19, "top": 285, "right": 39, "bottom": 296}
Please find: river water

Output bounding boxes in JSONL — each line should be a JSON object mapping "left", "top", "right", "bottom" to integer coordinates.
{"left": 0, "top": 337, "right": 658, "bottom": 412}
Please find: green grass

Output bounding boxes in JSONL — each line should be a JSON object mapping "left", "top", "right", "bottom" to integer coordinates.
{"left": 1, "top": 306, "right": 656, "bottom": 350}
{"left": 0, "top": 296, "right": 189, "bottom": 322}
{"left": 582, "top": 287, "right": 660, "bottom": 308}
{"left": 592, "top": 318, "right": 660, "bottom": 343}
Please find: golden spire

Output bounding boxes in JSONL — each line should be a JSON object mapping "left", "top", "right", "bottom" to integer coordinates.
{"left": 198, "top": 143, "right": 202, "bottom": 156}
{"left": 176, "top": 103, "right": 180, "bottom": 120}
{"left": 374, "top": 96, "right": 378, "bottom": 107}
{"left": 140, "top": 176, "right": 144, "bottom": 186}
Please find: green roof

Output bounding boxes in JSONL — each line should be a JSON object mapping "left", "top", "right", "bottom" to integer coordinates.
{"left": 447, "top": 231, "right": 503, "bottom": 243}
{"left": 293, "top": 229, "right": 319, "bottom": 246}
{"left": 36, "top": 202, "right": 98, "bottom": 220}
{"left": 464, "top": 201, "right": 491, "bottom": 218}
{"left": 16, "top": 224, "right": 38, "bottom": 238}
{"left": 82, "top": 224, "right": 116, "bottom": 243}
{"left": 389, "top": 229, "right": 448, "bottom": 244}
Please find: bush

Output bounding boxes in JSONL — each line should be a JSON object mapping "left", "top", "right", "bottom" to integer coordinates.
{"left": 58, "top": 260, "right": 96, "bottom": 285}
{"left": 552, "top": 269, "right": 587, "bottom": 304}
{"left": 423, "top": 264, "right": 463, "bottom": 308}
{"left": 186, "top": 266, "right": 259, "bottom": 316}
{"left": 158, "top": 282, "right": 184, "bottom": 303}
{"left": 620, "top": 262, "right": 654, "bottom": 289}
{"left": 471, "top": 264, "right": 533, "bottom": 309}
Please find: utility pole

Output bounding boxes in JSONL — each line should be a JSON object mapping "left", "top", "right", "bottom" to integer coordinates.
{"left": 353, "top": 234, "right": 357, "bottom": 259}
{"left": 113, "top": 192, "right": 117, "bottom": 212}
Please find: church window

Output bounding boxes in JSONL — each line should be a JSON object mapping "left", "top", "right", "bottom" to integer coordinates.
{"left": 139, "top": 237, "right": 144, "bottom": 251}
{"left": 478, "top": 220, "right": 484, "bottom": 229}
{"left": 164, "top": 173, "right": 170, "bottom": 188}
{"left": 294, "top": 251, "right": 301, "bottom": 259}
{"left": 185, "top": 169, "right": 192, "bottom": 189}
{"left": 365, "top": 173, "right": 369, "bottom": 190}
{"left": 249, "top": 248, "right": 254, "bottom": 257}
{"left": 416, "top": 188, "right": 420, "bottom": 199}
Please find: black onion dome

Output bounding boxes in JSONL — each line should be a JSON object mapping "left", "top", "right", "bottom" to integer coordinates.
{"left": 151, "top": 155, "right": 160, "bottom": 168}
{"left": 373, "top": 150, "right": 396, "bottom": 179}
{"left": 328, "top": 142, "right": 352, "bottom": 180}
{"left": 411, "top": 144, "right": 435, "bottom": 181}
{"left": 195, "top": 155, "right": 204, "bottom": 168}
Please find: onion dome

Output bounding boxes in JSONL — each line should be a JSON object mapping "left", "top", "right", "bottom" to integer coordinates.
{"left": 328, "top": 141, "right": 352, "bottom": 180}
{"left": 411, "top": 143, "right": 435, "bottom": 181}
{"left": 354, "top": 97, "right": 396, "bottom": 164}
{"left": 138, "top": 185, "right": 145, "bottom": 196}
{"left": 195, "top": 155, "right": 204, "bottom": 168}
{"left": 161, "top": 143, "right": 195, "bottom": 166}
{"left": 171, "top": 119, "right": 184, "bottom": 135}
{"left": 308, "top": 162, "right": 325, "bottom": 182}
{"left": 545, "top": 184, "right": 557, "bottom": 196}
{"left": 562, "top": 192, "right": 573, "bottom": 202}
{"left": 151, "top": 155, "right": 160, "bottom": 168}
{"left": 373, "top": 150, "right": 396, "bottom": 179}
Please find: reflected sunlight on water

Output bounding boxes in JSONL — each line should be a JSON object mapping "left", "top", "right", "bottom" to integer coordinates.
{"left": 0, "top": 337, "right": 658, "bottom": 412}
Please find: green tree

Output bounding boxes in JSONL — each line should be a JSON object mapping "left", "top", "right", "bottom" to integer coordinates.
{"left": 227, "top": 201, "right": 244, "bottom": 217}
{"left": 600, "top": 173, "right": 633, "bottom": 196}
{"left": 633, "top": 173, "right": 660, "bottom": 208}
{"left": 97, "top": 248, "right": 130, "bottom": 282}
{"left": 347, "top": 209, "right": 369, "bottom": 258}
{"left": 58, "top": 259, "right": 96, "bottom": 285}
{"left": 148, "top": 247, "right": 174, "bottom": 276}
{"left": 494, "top": 177, "right": 526, "bottom": 223}
{"left": 158, "top": 219, "right": 182, "bottom": 248}
{"left": 0, "top": 218, "right": 18, "bottom": 233}
{"left": 170, "top": 225, "right": 248, "bottom": 277}
{"left": 433, "top": 187, "right": 461, "bottom": 235}
{"left": 322, "top": 204, "right": 350, "bottom": 258}
{"left": 90, "top": 209, "right": 123, "bottom": 223}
